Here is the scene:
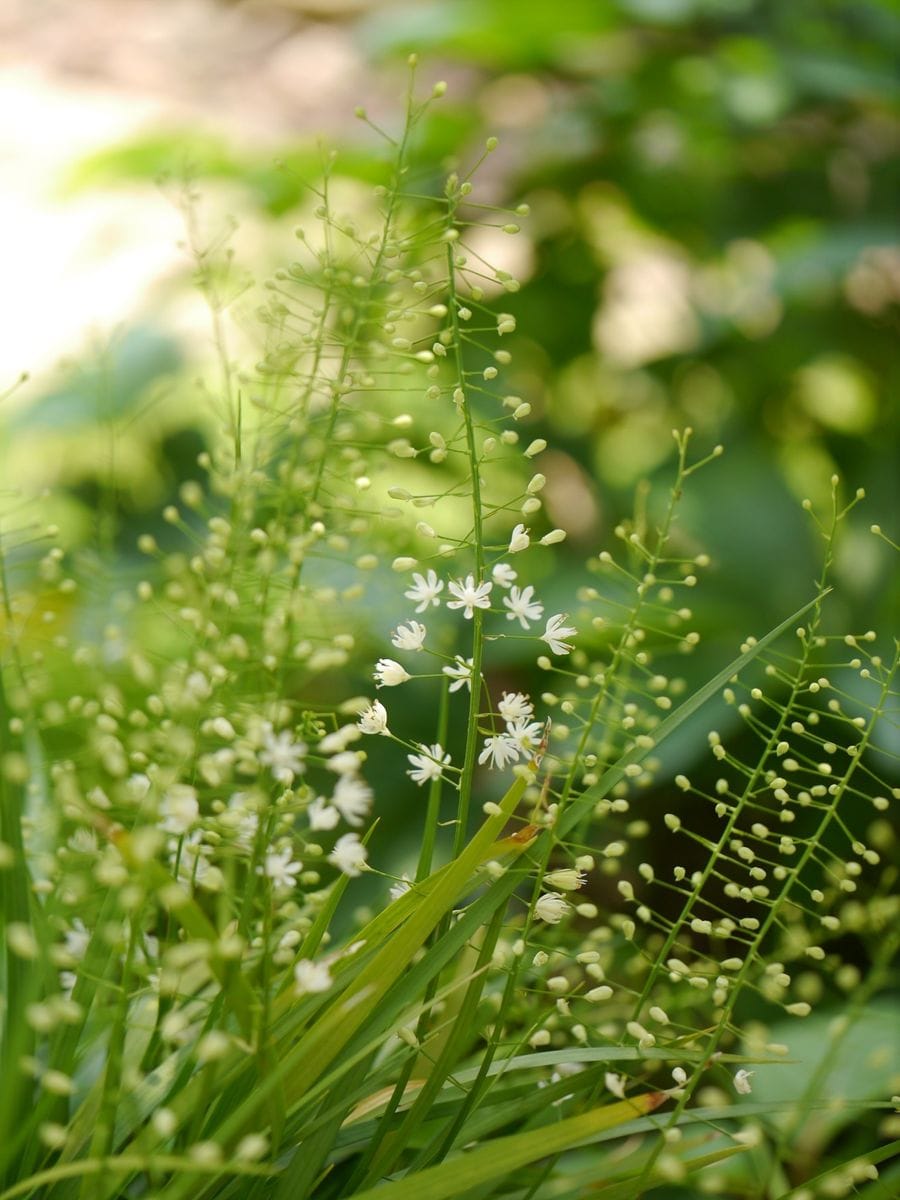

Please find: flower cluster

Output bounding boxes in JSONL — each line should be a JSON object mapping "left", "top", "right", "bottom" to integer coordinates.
{"left": 479, "top": 692, "right": 544, "bottom": 769}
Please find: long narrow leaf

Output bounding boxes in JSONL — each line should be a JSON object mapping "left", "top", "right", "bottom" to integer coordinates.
{"left": 349, "top": 1092, "right": 666, "bottom": 1200}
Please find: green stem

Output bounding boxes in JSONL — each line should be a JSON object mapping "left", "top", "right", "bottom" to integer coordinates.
{"left": 444, "top": 225, "right": 486, "bottom": 859}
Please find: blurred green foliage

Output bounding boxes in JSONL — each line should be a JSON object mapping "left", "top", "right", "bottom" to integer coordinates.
{"left": 47, "top": 0, "right": 899, "bottom": 633}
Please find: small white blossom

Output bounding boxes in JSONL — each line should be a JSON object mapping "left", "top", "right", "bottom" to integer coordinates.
{"left": 605, "top": 1072, "right": 627, "bottom": 1100}
{"left": 294, "top": 959, "right": 332, "bottom": 995}
{"left": 505, "top": 717, "right": 544, "bottom": 753}
{"left": 318, "top": 725, "right": 360, "bottom": 753}
{"left": 479, "top": 733, "right": 521, "bottom": 770}
{"left": 503, "top": 584, "right": 544, "bottom": 630}
{"left": 358, "top": 700, "right": 390, "bottom": 736}
{"left": 68, "top": 828, "right": 99, "bottom": 855}
{"left": 734, "top": 1069, "right": 754, "bottom": 1095}
{"left": 543, "top": 868, "right": 586, "bottom": 891}
{"left": 508, "top": 523, "right": 530, "bottom": 553}
{"left": 126, "top": 773, "right": 152, "bottom": 801}
{"left": 260, "top": 727, "right": 308, "bottom": 784}
{"left": 64, "top": 919, "right": 90, "bottom": 961}
{"left": 535, "top": 892, "right": 571, "bottom": 924}
{"left": 160, "top": 785, "right": 199, "bottom": 835}
{"left": 180, "top": 836, "right": 223, "bottom": 892}
{"left": 307, "top": 796, "right": 340, "bottom": 831}
{"left": 446, "top": 574, "right": 493, "bottom": 619}
{"left": 390, "top": 620, "right": 427, "bottom": 651}
{"left": 406, "top": 743, "right": 451, "bottom": 786}
{"left": 442, "top": 655, "right": 474, "bottom": 693}
{"left": 264, "top": 846, "right": 303, "bottom": 891}
{"left": 492, "top": 562, "right": 517, "bottom": 588}
{"left": 326, "top": 750, "right": 364, "bottom": 775}
{"left": 389, "top": 875, "right": 412, "bottom": 902}
{"left": 498, "top": 691, "right": 534, "bottom": 723}
{"left": 328, "top": 833, "right": 368, "bottom": 877}
{"left": 541, "top": 613, "right": 577, "bottom": 656}
{"left": 404, "top": 569, "right": 444, "bottom": 613}
{"left": 374, "top": 658, "right": 411, "bottom": 688}
{"left": 331, "top": 775, "right": 373, "bottom": 827}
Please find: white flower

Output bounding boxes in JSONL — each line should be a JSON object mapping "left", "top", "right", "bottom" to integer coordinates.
{"left": 498, "top": 691, "right": 533, "bottom": 723}
{"left": 535, "top": 892, "right": 570, "bottom": 924}
{"left": 374, "top": 658, "right": 411, "bottom": 688}
{"left": 541, "top": 613, "right": 577, "bottom": 656}
{"left": 492, "top": 562, "right": 517, "bottom": 588}
{"left": 308, "top": 796, "right": 340, "bottom": 831}
{"left": 543, "top": 868, "right": 586, "bottom": 892}
{"left": 734, "top": 1069, "right": 754, "bottom": 1095}
{"left": 446, "top": 574, "right": 493, "bottom": 619}
{"left": 508, "top": 523, "right": 530, "bottom": 553}
{"left": 160, "top": 785, "right": 199, "bottom": 835}
{"left": 64, "top": 919, "right": 90, "bottom": 961}
{"left": 442, "top": 655, "right": 473, "bottom": 693}
{"left": 505, "top": 717, "right": 545, "bottom": 753}
{"left": 605, "top": 1072, "right": 627, "bottom": 1100}
{"left": 294, "top": 959, "right": 332, "bottom": 995}
{"left": 226, "top": 794, "right": 259, "bottom": 850}
{"left": 389, "top": 875, "right": 412, "bottom": 902}
{"left": 260, "top": 726, "right": 308, "bottom": 784}
{"left": 358, "top": 700, "right": 390, "bottom": 735}
{"left": 68, "top": 828, "right": 99, "bottom": 855}
{"left": 126, "top": 773, "right": 152, "bottom": 801}
{"left": 331, "top": 775, "right": 373, "bottom": 827}
{"left": 264, "top": 846, "right": 303, "bottom": 891}
{"left": 328, "top": 832, "right": 368, "bottom": 877}
{"left": 326, "top": 750, "right": 364, "bottom": 775}
{"left": 404, "top": 569, "right": 444, "bottom": 613}
{"left": 406, "top": 743, "right": 451, "bottom": 786}
{"left": 503, "top": 584, "right": 544, "bottom": 630}
{"left": 478, "top": 733, "right": 521, "bottom": 770}
{"left": 390, "top": 620, "right": 427, "bottom": 651}
{"left": 318, "top": 725, "right": 360, "bottom": 753}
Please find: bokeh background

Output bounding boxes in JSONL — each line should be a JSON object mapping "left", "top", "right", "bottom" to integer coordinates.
{"left": 2, "top": 0, "right": 898, "bottom": 839}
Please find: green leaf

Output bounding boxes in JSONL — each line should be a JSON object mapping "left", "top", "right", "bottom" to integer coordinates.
{"left": 349, "top": 1092, "right": 666, "bottom": 1200}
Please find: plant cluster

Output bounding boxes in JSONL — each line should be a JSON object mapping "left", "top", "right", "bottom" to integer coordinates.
{"left": 0, "top": 64, "right": 897, "bottom": 1200}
